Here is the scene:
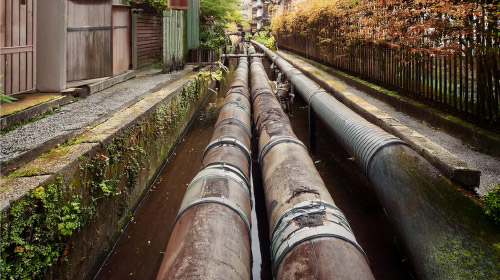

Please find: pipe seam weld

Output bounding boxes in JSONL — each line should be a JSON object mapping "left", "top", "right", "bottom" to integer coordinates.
{"left": 214, "top": 118, "right": 252, "bottom": 137}
{"left": 219, "top": 101, "right": 251, "bottom": 114}
{"left": 270, "top": 200, "right": 368, "bottom": 275}
{"left": 202, "top": 137, "right": 252, "bottom": 167}
{"left": 258, "top": 136, "right": 307, "bottom": 164}
{"left": 174, "top": 197, "right": 251, "bottom": 236}
{"left": 185, "top": 166, "right": 250, "bottom": 198}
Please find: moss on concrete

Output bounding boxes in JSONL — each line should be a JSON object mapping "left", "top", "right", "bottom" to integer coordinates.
{"left": 0, "top": 75, "right": 212, "bottom": 280}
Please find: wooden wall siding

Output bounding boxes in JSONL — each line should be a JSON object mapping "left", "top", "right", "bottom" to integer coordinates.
{"left": 112, "top": 6, "right": 130, "bottom": 75}
{"left": 66, "top": 0, "right": 112, "bottom": 82}
{"left": 134, "top": 14, "right": 162, "bottom": 69}
{"left": 168, "top": 0, "right": 188, "bottom": 10}
{"left": 1, "top": 0, "right": 36, "bottom": 95}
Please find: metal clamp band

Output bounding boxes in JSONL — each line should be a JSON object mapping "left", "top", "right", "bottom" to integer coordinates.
{"left": 213, "top": 118, "right": 252, "bottom": 137}
{"left": 226, "top": 87, "right": 249, "bottom": 98}
{"left": 202, "top": 137, "right": 252, "bottom": 166}
{"left": 270, "top": 200, "right": 367, "bottom": 275}
{"left": 201, "top": 162, "right": 250, "bottom": 187}
{"left": 258, "top": 137, "right": 307, "bottom": 164}
{"left": 219, "top": 101, "right": 250, "bottom": 114}
{"left": 174, "top": 197, "right": 251, "bottom": 236}
{"left": 250, "top": 87, "right": 272, "bottom": 101}
{"left": 186, "top": 167, "right": 250, "bottom": 198}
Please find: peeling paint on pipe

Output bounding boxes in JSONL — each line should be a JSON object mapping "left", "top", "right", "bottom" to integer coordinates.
{"left": 156, "top": 58, "right": 252, "bottom": 280}
{"left": 248, "top": 45, "right": 374, "bottom": 280}
{"left": 252, "top": 40, "right": 500, "bottom": 280}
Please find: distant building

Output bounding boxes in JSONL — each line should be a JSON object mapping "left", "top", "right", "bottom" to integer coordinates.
{"left": 251, "top": 0, "right": 271, "bottom": 32}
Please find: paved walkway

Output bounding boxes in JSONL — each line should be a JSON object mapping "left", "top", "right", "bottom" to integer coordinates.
{"left": 1, "top": 67, "right": 195, "bottom": 173}
{"left": 278, "top": 50, "right": 500, "bottom": 196}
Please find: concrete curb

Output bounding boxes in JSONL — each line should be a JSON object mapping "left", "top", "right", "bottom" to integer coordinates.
{"left": 0, "top": 95, "right": 74, "bottom": 130}
{"left": 76, "top": 70, "right": 136, "bottom": 97}
{"left": 277, "top": 51, "right": 481, "bottom": 189}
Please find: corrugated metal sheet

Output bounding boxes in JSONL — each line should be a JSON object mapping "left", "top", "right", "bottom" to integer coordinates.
{"left": 187, "top": 0, "right": 200, "bottom": 50}
{"left": 163, "top": 9, "right": 184, "bottom": 72}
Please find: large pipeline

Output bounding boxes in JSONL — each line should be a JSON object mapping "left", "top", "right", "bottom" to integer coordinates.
{"left": 248, "top": 45, "right": 375, "bottom": 279}
{"left": 157, "top": 58, "right": 252, "bottom": 279}
{"left": 252, "top": 40, "right": 500, "bottom": 279}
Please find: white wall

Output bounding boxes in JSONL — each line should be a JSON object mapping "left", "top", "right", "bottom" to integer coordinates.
{"left": 37, "top": 0, "right": 67, "bottom": 92}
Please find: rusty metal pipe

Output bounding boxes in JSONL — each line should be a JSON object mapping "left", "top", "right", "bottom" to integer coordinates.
{"left": 248, "top": 46, "right": 374, "bottom": 279}
{"left": 252, "top": 41, "right": 500, "bottom": 279}
{"left": 157, "top": 57, "right": 252, "bottom": 280}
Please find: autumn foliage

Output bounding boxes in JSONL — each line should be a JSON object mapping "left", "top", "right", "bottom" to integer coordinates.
{"left": 272, "top": 0, "right": 500, "bottom": 56}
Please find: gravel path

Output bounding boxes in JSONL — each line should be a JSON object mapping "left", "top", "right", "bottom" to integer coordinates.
{"left": 1, "top": 67, "right": 194, "bottom": 166}
{"left": 280, "top": 51, "right": 500, "bottom": 196}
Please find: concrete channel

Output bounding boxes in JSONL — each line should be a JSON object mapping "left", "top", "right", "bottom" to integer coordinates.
{"left": 97, "top": 50, "right": 413, "bottom": 279}
{"left": 58, "top": 43, "right": 497, "bottom": 280}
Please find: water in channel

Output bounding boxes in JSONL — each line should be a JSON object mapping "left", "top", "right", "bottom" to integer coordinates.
{"left": 96, "top": 58, "right": 413, "bottom": 280}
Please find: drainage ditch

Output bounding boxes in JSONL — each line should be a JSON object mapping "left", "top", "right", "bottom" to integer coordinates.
{"left": 95, "top": 57, "right": 414, "bottom": 280}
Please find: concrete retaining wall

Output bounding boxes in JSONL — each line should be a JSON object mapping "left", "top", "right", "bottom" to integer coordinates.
{"left": 0, "top": 75, "right": 213, "bottom": 280}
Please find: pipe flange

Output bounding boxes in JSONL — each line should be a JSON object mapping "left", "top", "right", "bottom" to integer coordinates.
{"left": 202, "top": 137, "right": 252, "bottom": 166}
{"left": 214, "top": 118, "right": 252, "bottom": 137}
{"left": 258, "top": 137, "right": 307, "bottom": 164}
{"left": 174, "top": 197, "right": 251, "bottom": 237}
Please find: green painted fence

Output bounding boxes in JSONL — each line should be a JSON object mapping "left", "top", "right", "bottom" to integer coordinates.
{"left": 163, "top": 9, "right": 184, "bottom": 73}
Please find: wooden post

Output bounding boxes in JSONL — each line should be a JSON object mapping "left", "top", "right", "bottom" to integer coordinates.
{"left": 131, "top": 12, "right": 137, "bottom": 70}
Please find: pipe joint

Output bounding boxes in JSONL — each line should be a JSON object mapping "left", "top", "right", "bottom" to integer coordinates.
{"left": 186, "top": 166, "right": 250, "bottom": 198}
{"left": 214, "top": 118, "right": 252, "bottom": 137}
{"left": 270, "top": 200, "right": 367, "bottom": 275}
{"left": 258, "top": 136, "right": 307, "bottom": 164}
{"left": 202, "top": 137, "right": 252, "bottom": 167}
{"left": 219, "top": 101, "right": 250, "bottom": 114}
{"left": 175, "top": 197, "right": 251, "bottom": 236}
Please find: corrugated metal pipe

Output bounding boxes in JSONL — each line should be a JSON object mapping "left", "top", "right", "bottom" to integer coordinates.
{"left": 248, "top": 45, "right": 375, "bottom": 279}
{"left": 252, "top": 40, "right": 500, "bottom": 279}
{"left": 157, "top": 57, "right": 252, "bottom": 280}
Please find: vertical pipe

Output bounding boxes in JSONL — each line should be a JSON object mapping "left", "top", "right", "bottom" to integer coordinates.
{"left": 248, "top": 45, "right": 374, "bottom": 280}
{"left": 157, "top": 57, "right": 252, "bottom": 280}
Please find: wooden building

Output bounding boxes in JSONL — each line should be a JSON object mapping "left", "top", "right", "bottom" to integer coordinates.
{"left": 1, "top": 0, "right": 132, "bottom": 95}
